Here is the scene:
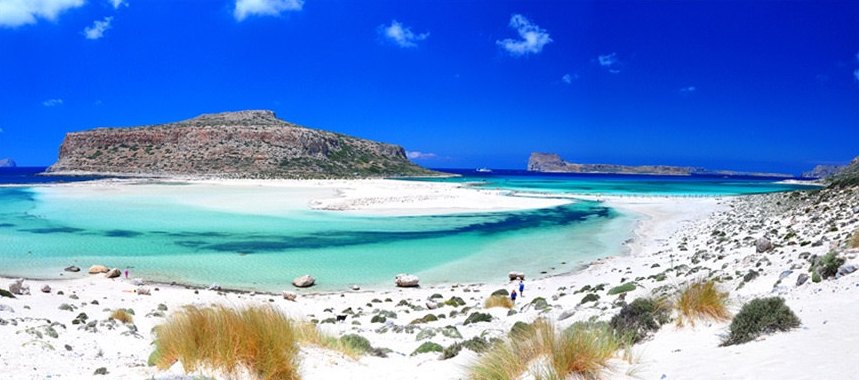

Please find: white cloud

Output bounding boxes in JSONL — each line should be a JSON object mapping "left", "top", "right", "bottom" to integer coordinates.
{"left": 234, "top": 0, "right": 303, "bottom": 21}
{"left": 496, "top": 14, "right": 552, "bottom": 56}
{"left": 109, "top": 0, "right": 126, "bottom": 9}
{"left": 42, "top": 98, "right": 64, "bottom": 107}
{"left": 379, "top": 20, "right": 428, "bottom": 48}
{"left": 83, "top": 16, "right": 112, "bottom": 40}
{"left": 680, "top": 86, "right": 696, "bottom": 94}
{"left": 597, "top": 53, "right": 622, "bottom": 73}
{"left": 854, "top": 69, "right": 859, "bottom": 82}
{"left": 562, "top": 73, "right": 577, "bottom": 84}
{"left": 407, "top": 151, "right": 436, "bottom": 160}
{"left": 0, "top": 0, "right": 85, "bottom": 28}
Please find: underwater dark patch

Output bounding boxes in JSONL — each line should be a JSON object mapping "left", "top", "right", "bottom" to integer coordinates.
{"left": 104, "top": 229, "right": 143, "bottom": 238}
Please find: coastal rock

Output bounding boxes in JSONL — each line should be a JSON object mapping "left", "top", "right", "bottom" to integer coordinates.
{"left": 105, "top": 268, "right": 121, "bottom": 279}
{"left": 508, "top": 272, "right": 525, "bottom": 281}
{"left": 292, "top": 275, "right": 316, "bottom": 288}
{"left": 395, "top": 274, "right": 420, "bottom": 288}
{"left": 131, "top": 278, "right": 145, "bottom": 286}
{"left": 755, "top": 237, "right": 774, "bottom": 253}
{"left": 40, "top": 285, "right": 51, "bottom": 293}
{"left": 351, "top": 285, "right": 361, "bottom": 291}
{"left": 136, "top": 287, "right": 151, "bottom": 295}
{"left": 46, "top": 110, "right": 437, "bottom": 179}
{"left": 837, "top": 264, "right": 857, "bottom": 278}
{"left": 64, "top": 266, "right": 81, "bottom": 273}
{"left": 88, "top": 265, "right": 109, "bottom": 274}
{"left": 207, "top": 283, "right": 221, "bottom": 291}
{"left": 282, "top": 291, "right": 297, "bottom": 301}
{"left": 8, "top": 279, "right": 30, "bottom": 295}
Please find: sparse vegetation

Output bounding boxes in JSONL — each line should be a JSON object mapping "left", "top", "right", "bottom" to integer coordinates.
{"left": 675, "top": 280, "right": 730, "bottom": 326}
{"left": 110, "top": 309, "right": 134, "bottom": 324}
{"left": 722, "top": 297, "right": 801, "bottom": 346}
{"left": 850, "top": 228, "right": 859, "bottom": 248}
{"left": 610, "top": 298, "right": 671, "bottom": 343}
{"left": 468, "top": 319, "right": 624, "bottom": 380}
{"left": 150, "top": 305, "right": 300, "bottom": 380}
{"left": 607, "top": 282, "right": 636, "bottom": 296}
{"left": 812, "top": 251, "right": 845, "bottom": 279}
{"left": 484, "top": 295, "right": 514, "bottom": 309}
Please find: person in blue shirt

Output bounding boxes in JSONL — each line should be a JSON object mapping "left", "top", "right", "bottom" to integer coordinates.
{"left": 518, "top": 279, "right": 525, "bottom": 297}
{"left": 510, "top": 289, "right": 518, "bottom": 302}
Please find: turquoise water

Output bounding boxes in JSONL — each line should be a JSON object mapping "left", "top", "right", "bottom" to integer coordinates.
{"left": 0, "top": 170, "right": 817, "bottom": 291}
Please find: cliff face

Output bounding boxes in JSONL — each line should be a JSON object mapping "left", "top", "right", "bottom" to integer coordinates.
{"left": 527, "top": 152, "right": 695, "bottom": 176}
{"left": 829, "top": 157, "right": 859, "bottom": 187}
{"left": 802, "top": 164, "right": 845, "bottom": 179}
{"left": 47, "top": 110, "right": 437, "bottom": 178}
{"left": 0, "top": 158, "right": 15, "bottom": 168}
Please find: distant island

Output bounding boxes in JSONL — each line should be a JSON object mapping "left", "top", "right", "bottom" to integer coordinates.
{"left": 47, "top": 110, "right": 438, "bottom": 179}
{"left": 527, "top": 152, "right": 794, "bottom": 178}
{"left": 0, "top": 158, "right": 15, "bottom": 168}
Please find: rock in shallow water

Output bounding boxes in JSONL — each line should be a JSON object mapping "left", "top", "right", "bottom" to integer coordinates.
{"left": 105, "top": 268, "right": 121, "bottom": 279}
{"left": 64, "top": 266, "right": 80, "bottom": 273}
{"left": 292, "top": 275, "right": 316, "bottom": 288}
{"left": 88, "top": 265, "right": 109, "bottom": 274}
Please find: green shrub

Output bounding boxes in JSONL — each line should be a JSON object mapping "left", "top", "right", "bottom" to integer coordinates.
{"left": 580, "top": 293, "right": 600, "bottom": 304}
{"left": 607, "top": 283, "right": 636, "bottom": 295}
{"left": 609, "top": 298, "right": 670, "bottom": 343}
{"left": 0, "top": 289, "right": 15, "bottom": 298}
{"left": 814, "top": 251, "right": 845, "bottom": 279}
{"left": 339, "top": 334, "right": 372, "bottom": 353}
{"left": 464, "top": 312, "right": 492, "bottom": 325}
{"left": 411, "top": 341, "right": 443, "bottom": 356}
{"left": 722, "top": 297, "right": 801, "bottom": 346}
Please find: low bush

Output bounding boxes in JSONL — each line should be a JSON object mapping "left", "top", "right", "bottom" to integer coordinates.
{"left": 607, "top": 282, "right": 636, "bottom": 296}
{"left": 722, "top": 297, "right": 800, "bottom": 346}
{"left": 813, "top": 251, "right": 845, "bottom": 279}
{"left": 484, "top": 295, "right": 513, "bottom": 309}
{"left": 850, "top": 228, "right": 859, "bottom": 248}
{"left": 675, "top": 280, "right": 730, "bottom": 327}
{"left": 464, "top": 312, "right": 492, "bottom": 325}
{"left": 468, "top": 319, "right": 623, "bottom": 380}
{"left": 609, "top": 297, "right": 670, "bottom": 343}
{"left": 110, "top": 309, "right": 134, "bottom": 324}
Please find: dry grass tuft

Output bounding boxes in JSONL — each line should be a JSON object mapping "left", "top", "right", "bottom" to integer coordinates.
{"left": 484, "top": 295, "right": 514, "bottom": 309}
{"left": 675, "top": 280, "right": 730, "bottom": 327}
{"left": 292, "top": 321, "right": 365, "bottom": 358}
{"left": 150, "top": 305, "right": 300, "bottom": 380}
{"left": 850, "top": 228, "right": 859, "bottom": 248}
{"left": 110, "top": 309, "right": 133, "bottom": 324}
{"left": 469, "top": 319, "right": 623, "bottom": 380}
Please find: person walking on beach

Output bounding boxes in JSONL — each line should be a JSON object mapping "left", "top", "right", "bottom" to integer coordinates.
{"left": 510, "top": 289, "right": 518, "bottom": 303}
{"left": 518, "top": 278, "right": 525, "bottom": 297}
{"left": 124, "top": 269, "right": 129, "bottom": 279}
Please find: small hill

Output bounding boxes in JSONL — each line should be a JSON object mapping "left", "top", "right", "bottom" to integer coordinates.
{"left": 47, "top": 110, "right": 437, "bottom": 179}
{"left": 0, "top": 158, "right": 15, "bottom": 168}
{"left": 802, "top": 164, "right": 845, "bottom": 179}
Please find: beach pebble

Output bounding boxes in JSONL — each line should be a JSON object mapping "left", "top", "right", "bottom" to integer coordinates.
{"left": 136, "top": 287, "right": 151, "bottom": 295}
{"left": 105, "top": 268, "right": 121, "bottom": 279}
{"left": 88, "top": 265, "right": 109, "bottom": 274}
{"left": 292, "top": 275, "right": 316, "bottom": 288}
{"left": 41, "top": 285, "right": 51, "bottom": 293}
{"left": 283, "top": 291, "right": 297, "bottom": 301}
{"left": 395, "top": 274, "right": 420, "bottom": 288}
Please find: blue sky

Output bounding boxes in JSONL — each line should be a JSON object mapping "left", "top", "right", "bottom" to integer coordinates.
{"left": 1, "top": 0, "right": 858, "bottom": 173}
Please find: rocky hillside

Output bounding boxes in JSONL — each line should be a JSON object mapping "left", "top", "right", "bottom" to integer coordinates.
{"left": 0, "top": 158, "right": 15, "bottom": 168}
{"left": 802, "top": 164, "right": 845, "bottom": 179}
{"left": 47, "top": 110, "right": 438, "bottom": 179}
{"left": 829, "top": 156, "right": 859, "bottom": 187}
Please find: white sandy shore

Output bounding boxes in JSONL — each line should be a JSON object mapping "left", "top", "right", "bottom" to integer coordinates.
{"left": 1, "top": 181, "right": 858, "bottom": 379}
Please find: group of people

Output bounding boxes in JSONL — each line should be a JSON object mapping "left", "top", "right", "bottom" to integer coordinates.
{"left": 510, "top": 278, "right": 525, "bottom": 302}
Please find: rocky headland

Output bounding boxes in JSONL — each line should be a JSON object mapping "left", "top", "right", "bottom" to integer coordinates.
{"left": 528, "top": 152, "right": 794, "bottom": 177}
{"left": 0, "top": 158, "right": 16, "bottom": 168}
{"left": 46, "top": 110, "right": 438, "bottom": 179}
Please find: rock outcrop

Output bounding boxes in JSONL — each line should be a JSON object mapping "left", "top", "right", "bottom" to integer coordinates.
{"left": 802, "top": 164, "right": 846, "bottom": 179}
{"left": 292, "top": 275, "right": 315, "bottom": 288}
{"left": 829, "top": 156, "right": 859, "bottom": 187}
{"left": 47, "top": 110, "right": 437, "bottom": 179}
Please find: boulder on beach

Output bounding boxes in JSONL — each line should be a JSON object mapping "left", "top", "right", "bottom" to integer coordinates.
{"left": 105, "top": 268, "right": 121, "bottom": 279}
{"left": 282, "top": 291, "right": 297, "bottom": 301}
{"left": 755, "top": 237, "right": 773, "bottom": 253}
{"left": 292, "top": 275, "right": 316, "bottom": 288}
{"left": 41, "top": 285, "right": 51, "bottom": 293}
{"left": 395, "top": 274, "right": 420, "bottom": 288}
{"left": 508, "top": 271, "right": 525, "bottom": 281}
{"left": 136, "top": 287, "right": 151, "bottom": 295}
{"left": 207, "top": 283, "right": 221, "bottom": 291}
{"left": 64, "top": 266, "right": 81, "bottom": 273}
{"left": 88, "top": 265, "right": 109, "bottom": 274}
{"left": 8, "top": 279, "right": 30, "bottom": 295}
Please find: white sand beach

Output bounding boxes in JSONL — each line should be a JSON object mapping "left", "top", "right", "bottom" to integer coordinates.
{"left": 1, "top": 180, "right": 857, "bottom": 379}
